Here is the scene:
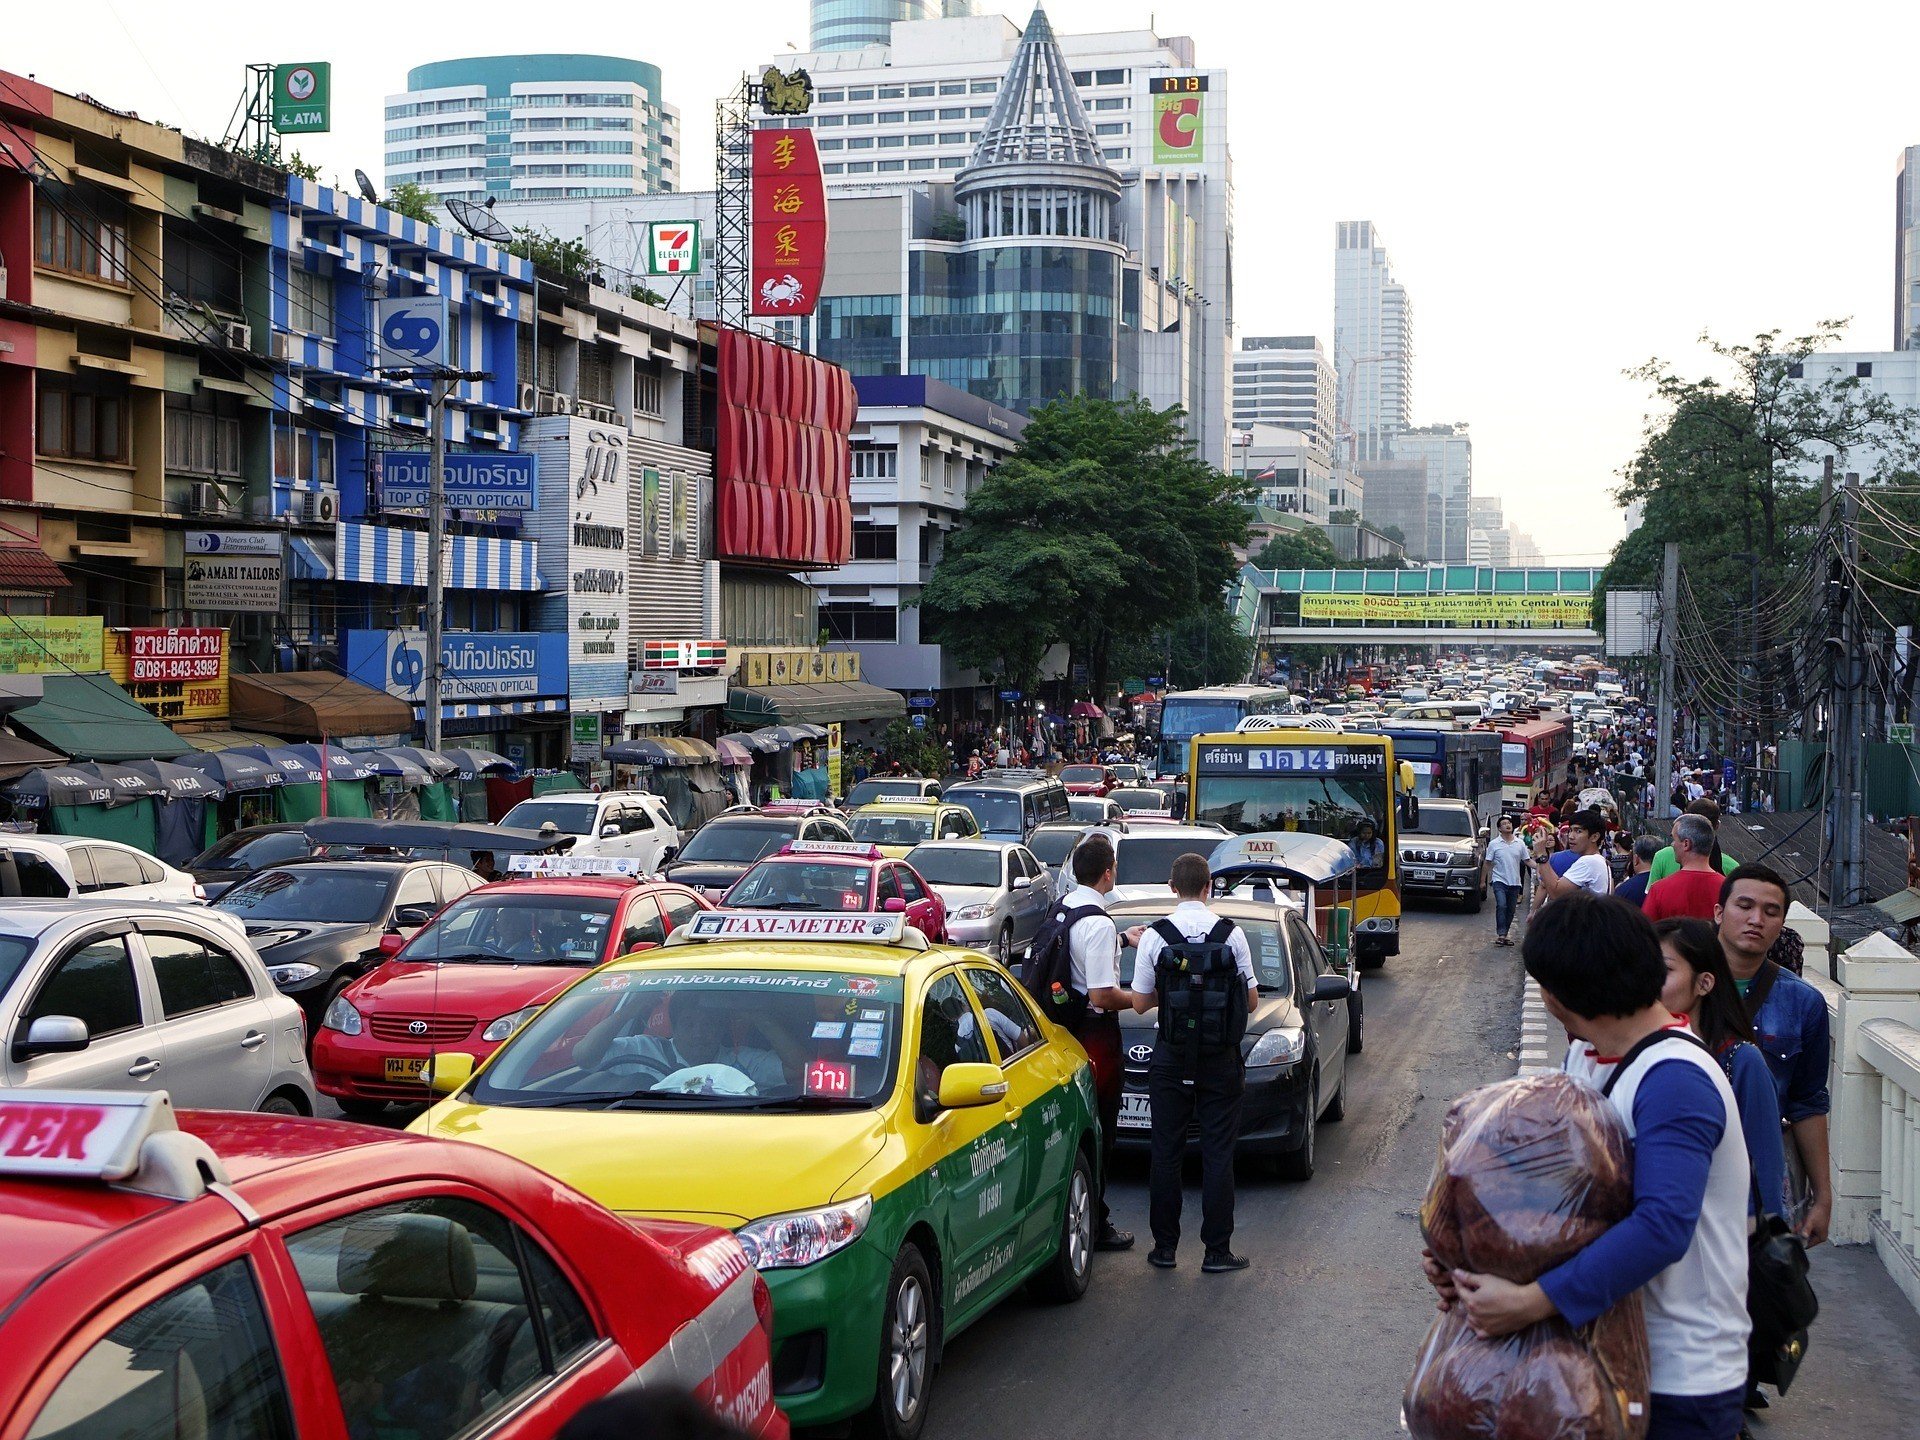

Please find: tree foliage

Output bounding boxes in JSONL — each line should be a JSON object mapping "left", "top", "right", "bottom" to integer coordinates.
{"left": 918, "top": 396, "right": 1253, "bottom": 701}
{"left": 509, "top": 226, "right": 598, "bottom": 281}
{"left": 382, "top": 182, "right": 439, "bottom": 223}
{"left": 1251, "top": 529, "right": 1339, "bottom": 570}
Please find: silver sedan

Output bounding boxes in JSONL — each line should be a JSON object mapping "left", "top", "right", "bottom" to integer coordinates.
{"left": 904, "top": 839, "right": 1054, "bottom": 963}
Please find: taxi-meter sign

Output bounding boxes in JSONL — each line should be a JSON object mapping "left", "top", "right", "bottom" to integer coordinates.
{"left": 685, "top": 911, "right": 906, "bottom": 944}
{"left": 783, "top": 840, "right": 883, "bottom": 859}
{"left": 505, "top": 854, "right": 645, "bottom": 878}
{"left": 376, "top": 295, "right": 449, "bottom": 370}
{"left": 0, "top": 1089, "right": 177, "bottom": 1180}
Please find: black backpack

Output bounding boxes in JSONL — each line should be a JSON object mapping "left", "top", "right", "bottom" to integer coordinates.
{"left": 1150, "top": 917, "right": 1248, "bottom": 1069}
{"left": 1019, "top": 902, "right": 1111, "bottom": 1032}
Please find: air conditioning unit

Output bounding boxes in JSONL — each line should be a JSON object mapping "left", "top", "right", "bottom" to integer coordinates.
{"left": 607, "top": 412, "right": 629, "bottom": 429}
{"left": 247, "top": 494, "right": 277, "bottom": 522}
{"left": 300, "top": 485, "right": 339, "bottom": 525}
{"left": 269, "top": 330, "right": 296, "bottom": 362}
{"left": 221, "top": 319, "right": 252, "bottom": 351}
{"left": 585, "top": 403, "right": 613, "bottom": 425}
{"left": 541, "top": 391, "right": 573, "bottom": 416}
{"left": 188, "top": 481, "right": 234, "bottom": 517}
{"left": 516, "top": 381, "right": 538, "bottom": 411}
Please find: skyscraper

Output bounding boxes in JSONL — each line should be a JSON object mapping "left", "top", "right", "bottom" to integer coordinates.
{"left": 1396, "top": 423, "right": 1472, "bottom": 564}
{"left": 1334, "top": 220, "right": 1413, "bottom": 465}
{"left": 1899, "top": 145, "right": 1919, "bottom": 351}
{"left": 1233, "top": 337, "right": 1336, "bottom": 456}
{"left": 384, "top": 55, "right": 678, "bottom": 203}
{"left": 809, "top": 1, "right": 975, "bottom": 52}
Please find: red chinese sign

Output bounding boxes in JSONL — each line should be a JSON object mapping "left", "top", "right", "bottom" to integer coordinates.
{"left": 126, "top": 627, "right": 224, "bottom": 683}
{"left": 750, "top": 129, "right": 827, "bottom": 317}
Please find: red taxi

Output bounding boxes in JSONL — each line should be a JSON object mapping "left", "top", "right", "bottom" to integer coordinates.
{"left": 720, "top": 840, "right": 950, "bottom": 943}
{"left": 312, "top": 857, "right": 711, "bottom": 1115}
{"left": 1058, "top": 764, "right": 1117, "bottom": 796}
{"left": 0, "top": 1089, "right": 784, "bottom": 1440}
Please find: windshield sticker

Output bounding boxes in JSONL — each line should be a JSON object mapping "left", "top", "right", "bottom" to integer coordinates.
{"left": 847, "top": 1038, "right": 882, "bottom": 1058}
{"left": 850, "top": 1022, "right": 884, "bottom": 1040}
{"left": 812, "top": 1021, "right": 847, "bottom": 1040}
{"left": 596, "top": 970, "right": 904, "bottom": 1001}
{"left": 859, "top": 1009, "right": 885, "bottom": 1022}
{"left": 587, "top": 974, "right": 632, "bottom": 993}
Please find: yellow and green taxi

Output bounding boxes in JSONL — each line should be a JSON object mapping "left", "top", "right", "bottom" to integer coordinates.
{"left": 411, "top": 909, "right": 1099, "bottom": 1438}
{"left": 847, "top": 799, "right": 980, "bottom": 857}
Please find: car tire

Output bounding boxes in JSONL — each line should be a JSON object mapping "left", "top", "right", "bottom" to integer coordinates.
{"left": 994, "top": 924, "right": 1013, "bottom": 966}
{"left": 1031, "top": 1148, "right": 1095, "bottom": 1304}
{"left": 1346, "top": 991, "right": 1364, "bottom": 1055}
{"left": 1276, "top": 1078, "right": 1316, "bottom": 1182}
{"left": 336, "top": 1097, "right": 389, "bottom": 1119}
{"left": 1323, "top": 1073, "right": 1346, "bottom": 1123}
{"left": 855, "top": 1244, "right": 937, "bottom": 1440}
{"left": 257, "top": 1091, "right": 307, "bottom": 1117}
{"left": 1464, "top": 886, "right": 1482, "bottom": 914}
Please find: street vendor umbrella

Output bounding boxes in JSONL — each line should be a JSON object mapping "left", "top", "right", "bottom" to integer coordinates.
{"left": 382, "top": 746, "right": 460, "bottom": 779}
{"left": 124, "top": 759, "right": 227, "bottom": 801}
{"left": 715, "top": 735, "right": 755, "bottom": 766}
{"left": 359, "top": 750, "right": 433, "bottom": 787}
{"left": 175, "top": 748, "right": 283, "bottom": 792}
{"left": 234, "top": 746, "right": 325, "bottom": 786}
{"left": 2, "top": 765, "right": 115, "bottom": 808}
{"left": 720, "top": 730, "right": 781, "bottom": 756}
{"left": 73, "top": 761, "right": 170, "bottom": 801}
{"left": 1069, "top": 702, "right": 1104, "bottom": 718}
{"left": 440, "top": 747, "right": 515, "bottom": 778}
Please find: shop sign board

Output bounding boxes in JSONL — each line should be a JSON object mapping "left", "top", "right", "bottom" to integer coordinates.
{"left": 184, "top": 532, "right": 282, "bottom": 613}
{"left": 571, "top": 713, "right": 603, "bottom": 762}
{"left": 342, "top": 630, "right": 566, "bottom": 703}
{"left": 104, "top": 628, "right": 228, "bottom": 722}
{"left": 749, "top": 129, "right": 827, "bottom": 316}
{"left": 376, "top": 453, "right": 538, "bottom": 511}
{"left": 0, "top": 616, "right": 102, "bottom": 674}
{"left": 741, "top": 649, "right": 860, "bottom": 687}
{"left": 272, "top": 63, "right": 331, "bottom": 134}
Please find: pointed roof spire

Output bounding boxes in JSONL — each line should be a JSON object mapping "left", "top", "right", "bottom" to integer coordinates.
{"left": 962, "top": 4, "right": 1109, "bottom": 172}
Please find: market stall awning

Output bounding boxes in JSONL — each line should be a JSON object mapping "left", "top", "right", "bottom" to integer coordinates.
{"left": 230, "top": 671, "right": 415, "bottom": 741}
{"left": 181, "top": 728, "right": 302, "bottom": 753}
{"left": 8, "top": 674, "right": 195, "bottom": 761}
{"left": 605, "top": 736, "right": 719, "bottom": 768}
{"left": 0, "top": 730, "right": 68, "bottom": 783}
{"left": 725, "top": 682, "right": 906, "bottom": 727}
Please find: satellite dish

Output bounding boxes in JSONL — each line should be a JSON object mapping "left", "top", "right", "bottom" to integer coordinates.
{"left": 353, "top": 169, "right": 380, "bottom": 206}
{"left": 447, "top": 195, "right": 512, "bottom": 246}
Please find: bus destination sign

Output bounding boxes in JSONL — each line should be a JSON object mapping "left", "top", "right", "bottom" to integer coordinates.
{"left": 1196, "top": 745, "right": 1386, "bottom": 776}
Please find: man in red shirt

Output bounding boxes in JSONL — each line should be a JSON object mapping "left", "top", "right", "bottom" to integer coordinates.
{"left": 1642, "top": 812, "right": 1724, "bottom": 920}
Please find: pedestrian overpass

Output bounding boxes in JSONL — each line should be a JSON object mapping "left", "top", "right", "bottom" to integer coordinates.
{"left": 1231, "top": 563, "right": 1603, "bottom": 647}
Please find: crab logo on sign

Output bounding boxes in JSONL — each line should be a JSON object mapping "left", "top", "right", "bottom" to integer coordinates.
{"left": 758, "top": 274, "right": 807, "bottom": 310}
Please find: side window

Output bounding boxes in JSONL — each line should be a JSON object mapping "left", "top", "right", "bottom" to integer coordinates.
{"left": 87, "top": 847, "right": 147, "bottom": 891}
{"left": 394, "top": 869, "right": 438, "bottom": 916}
{"left": 285, "top": 1196, "right": 601, "bottom": 1436}
{"left": 659, "top": 892, "right": 704, "bottom": 934}
{"left": 66, "top": 847, "right": 102, "bottom": 893}
{"left": 12, "top": 852, "right": 70, "bottom": 897}
{"left": 895, "top": 867, "right": 926, "bottom": 903}
{"left": 620, "top": 805, "right": 655, "bottom": 833}
{"left": 916, "top": 972, "right": 991, "bottom": 1110}
{"left": 619, "top": 896, "right": 668, "bottom": 952}
{"left": 1289, "top": 916, "right": 1328, "bottom": 977}
{"left": 145, "top": 933, "right": 257, "bottom": 1016}
{"left": 439, "top": 868, "right": 481, "bottom": 901}
{"left": 27, "top": 1259, "right": 295, "bottom": 1440}
{"left": 29, "top": 934, "right": 141, "bottom": 1038}
{"left": 964, "top": 967, "right": 1043, "bottom": 1060}
{"left": 876, "top": 868, "right": 901, "bottom": 904}
{"left": 135, "top": 855, "right": 165, "bottom": 884}
{"left": 822, "top": 821, "right": 852, "bottom": 842}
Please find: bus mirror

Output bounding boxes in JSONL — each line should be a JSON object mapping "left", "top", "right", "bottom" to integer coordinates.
{"left": 1399, "top": 792, "right": 1420, "bottom": 828}
{"left": 1397, "top": 760, "right": 1418, "bottom": 794}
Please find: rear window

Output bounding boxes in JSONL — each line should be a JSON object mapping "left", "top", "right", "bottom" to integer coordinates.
{"left": 1060, "top": 767, "right": 1105, "bottom": 784}
{"left": 1115, "top": 836, "right": 1209, "bottom": 887}
{"left": 726, "top": 859, "right": 870, "bottom": 911}
{"left": 850, "top": 812, "right": 936, "bottom": 848}
{"left": 1027, "top": 829, "right": 1080, "bottom": 866}
{"left": 905, "top": 846, "right": 1001, "bottom": 888}
{"left": 948, "top": 789, "right": 1024, "bottom": 832}
{"left": 676, "top": 820, "right": 794, "bottom": 865}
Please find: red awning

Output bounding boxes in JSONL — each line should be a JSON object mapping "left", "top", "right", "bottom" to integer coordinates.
{"left": 0, "top": 545, "right": 71, "bottom": 592}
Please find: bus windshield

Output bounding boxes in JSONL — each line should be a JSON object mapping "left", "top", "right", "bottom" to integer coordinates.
{"left": 1189, "top": 741, "right": 1394, "bottom": 885}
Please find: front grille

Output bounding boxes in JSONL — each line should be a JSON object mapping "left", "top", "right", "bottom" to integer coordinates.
{"left": 1402, "top": 848, "right": 1457, "bottom": 865}
{"left": 368, "top": 1012, "right": 476, "bottom": 1044}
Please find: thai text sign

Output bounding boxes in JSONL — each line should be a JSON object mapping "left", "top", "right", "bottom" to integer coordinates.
{"left": 750, "top": 129, "right": 827, "bottom": 316}
{"left": 105, "top": 629, "right": 229, "bottom": 722}
{"left": 0, "top": 616, "right": 103, "bottom": 673}
{"left": 377, "top": 453, "right": 538, "bottom": 511}
{"left": 1296, "top": 593, "right": 1592, "bottom": 625}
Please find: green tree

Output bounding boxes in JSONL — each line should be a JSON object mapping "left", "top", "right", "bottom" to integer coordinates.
{"left": 1111, "top": 600, "right": 1255, "bottom": 692}
{"left": 509, "top": 226, "right": 598, "bottom": 281}
{"left": 929, "top": 210, "right": 967, "bottom": 242}
{"left": 382, "top": 182, "right": 439, "bottom": 223}
{"left": 918, "top": 396, "right": 1252, "bottom": 702}
{"left": 627, "top": 283, "right": 667, "bottom": 305}
{"left": 1251, "top": 528, "right": 1339, "bottom": 570}
{"left": 877, "top": 718, "right": 948, "bottom": 778}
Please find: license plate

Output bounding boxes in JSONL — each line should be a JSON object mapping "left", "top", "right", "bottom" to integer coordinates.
{"left": 383, "top": 1057, "right": 430, "bottom": 1082}
{"left": 1117, "top": 1092, "right": 1151, "bottom": 1129}
{"left": 1409, "top": 868, "right": 1436, "bottom": 881}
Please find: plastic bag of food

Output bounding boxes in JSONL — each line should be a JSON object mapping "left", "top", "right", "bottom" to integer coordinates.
{"left": 1421, "top": 1072, "right": 1634, "bottom": 1282}
{"left": 1404, "top": 1305, "right": 1650, "bottom": 1440}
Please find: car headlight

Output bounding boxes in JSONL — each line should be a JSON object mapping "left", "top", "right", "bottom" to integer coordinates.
{"left": 482, "top": 1005, "right": 539, "bottom": 1042}
{"left": 952, "top": 903, "right": 993, "bottom": 921}
{"left": 321, "top": 993, "right": 363, "bottom": 1036}
{"left": 267, "top": 962, "right": 322, "bottom": 986}
{"left": 1246, "top": 1027, "right": 1307, "bottom": 1068}
{"left": 736, "top": 1195, "right": 872, "bottom": 1270}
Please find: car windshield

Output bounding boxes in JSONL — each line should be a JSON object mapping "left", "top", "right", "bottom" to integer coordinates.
{"left": 403, "top": 893, "right": 619, "bottom": 965}
{"left": 472, "top": 967, "right": 904, "bottom": 1109}
{"left": 0, "top": 935, "right": 35, "bottom": 1001}
{"left": 850, "top": 812, "right": 935, "bottom": 847}
{"left": 1111, "top": 789, "right": 1165, "bottom": 813}
{"left": 216, "top": 868, "right": 391, "bottom": 922}
{"left": 499, "top": 800, "right": 592, "bottom": 836}
{"left": 676, "top": 820, "right": 795, "bottom": 865}
{"left": 1067, "top": 797, "right": 1110, "bottom": 822}
{"left": 1111, "top": 765, "right": 1145, "bottom": 784}
{"left": 725, "top": 859, "right": 871, "bottom": 910}
{"left": 191, "top": 829, "right": 311, "bottom": 871}
{"left": 1060, "top": 766, "right": 1104, "bottom": 784}
{"left": 950, "top": 790, "right": 1022, "bottom": 831}
{"left": 1116, "top": 837, "right": 1212, "bottom": 887}
{"left": 1120, "top": 914, "right": 1291, "bottom": 991}
{"left": 846, "top": 779, "right": 923, "bottom": 807}
{"left": 1028, "top": 829, "right": 1081, "bottom": 866}
{"left": 905, "top": 846, "right": 1001, "bottom": 888}
{"left": 1410, "top": 809, "right": 1476, "bottom": 838}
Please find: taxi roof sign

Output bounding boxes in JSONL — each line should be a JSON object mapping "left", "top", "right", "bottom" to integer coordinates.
{"left": 681, "top": 910, "right": 908, "bottom": 945}
{"left": 780, "top": 840, "right": 884, "bottom": 860}
{"left": 0, "top": 1089, "right": 229, "bottom": 1199}
{"left": 506, "top": 854, "right": 646, "bottom": 878}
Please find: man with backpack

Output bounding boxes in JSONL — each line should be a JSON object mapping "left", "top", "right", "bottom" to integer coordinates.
{"left": 1020, "top": 835, "right": 1136, "bottom": 1252}
{"left": 1123, "top": 852, "right": 1260, "bottom": 1273}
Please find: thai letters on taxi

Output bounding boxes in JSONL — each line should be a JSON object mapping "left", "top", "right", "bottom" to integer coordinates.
{"left": 410, "top": 910, "right": 1101, "bottom": 1437}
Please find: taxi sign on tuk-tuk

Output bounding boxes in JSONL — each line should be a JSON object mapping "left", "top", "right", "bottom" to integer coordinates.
{"left": 1207, "top": 832, "right": 1359, "bottom": 963}
{"left": 680, "top": 910, "right": 908, "bottom": 944}
{"left": 505, "top": 854, "right": 646, "bottom": 878}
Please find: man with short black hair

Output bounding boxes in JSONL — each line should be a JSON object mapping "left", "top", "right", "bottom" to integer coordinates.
{"left": 1715, "top": 865, "right": 1832, "bottom": 1245}
{"left": 1529, "top": 808, "right": 1611, "bottom": 899}
{"left": 1061, "top": 835, "right": 1135, "bottom": 1252}
{"left": 1613, "top": 835, "right": 1662, "bottom": 909}
{"left": 1125, "top": 852, "right": 1259, "bottom": 1273}
{"left": 1643, "top": 814, "right": 1723, "bottom": 921}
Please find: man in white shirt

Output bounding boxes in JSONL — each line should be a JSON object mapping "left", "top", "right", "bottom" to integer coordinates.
{"left": 1123, "top": 852, "right": 1259, "bottom": 1273}
{"left": 1530, "top": 808, "right": 1612, "bottom": 900}
{"left": 1059, "top": 835, "right": 1136, "bottom": 1252}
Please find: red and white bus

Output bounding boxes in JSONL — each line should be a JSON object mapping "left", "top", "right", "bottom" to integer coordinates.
{"left": 1485, "top": 713, "right": 1572, "bottom": 810}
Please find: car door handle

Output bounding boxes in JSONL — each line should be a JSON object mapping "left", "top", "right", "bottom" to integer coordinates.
{"left": 127, "top": 1058, "right": 160, "bottom": 1078}
{"left": 240, "top": 1031, "right": 267, "bottom": 1050}
{"left": 1005, "top": 1105, "right": 1023, "bottom": 1121}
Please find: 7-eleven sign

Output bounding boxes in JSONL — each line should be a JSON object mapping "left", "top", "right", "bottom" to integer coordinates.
{"left": 645, "top": 222, "right": 701, "bottom": 275}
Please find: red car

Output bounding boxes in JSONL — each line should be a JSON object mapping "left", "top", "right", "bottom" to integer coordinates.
{"left": 0, "top": 1090, "right": 785, "bottom": 1440}
{"left": 313, "top": 871, "right": 711, "bottom": 1114}
{"left": 720, "top": 840, "right": 949, "bottom": 942}
{"left": 1058, "top": 764, "right": 1117, "bottom": 796}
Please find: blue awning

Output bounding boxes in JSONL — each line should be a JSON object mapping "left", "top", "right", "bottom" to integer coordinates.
{"left": 334, "top": 522, "right": 543, "bottom": 591}
{"left": 286, "top": 534, "right": 334, "bottom": 581}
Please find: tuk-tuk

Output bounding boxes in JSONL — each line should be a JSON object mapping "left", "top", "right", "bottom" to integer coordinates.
{"left": 1207, "top": 831, "right": 1362, "bottom": 968}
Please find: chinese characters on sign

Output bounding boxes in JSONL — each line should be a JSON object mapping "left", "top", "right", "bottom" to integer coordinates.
{"left": 750, "top": 129, "right": 827, "bottom": 317}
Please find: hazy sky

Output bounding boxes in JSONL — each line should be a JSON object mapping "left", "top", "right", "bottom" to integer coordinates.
{"left": 11, "top": 1, "right": 1919, "bottom": 562}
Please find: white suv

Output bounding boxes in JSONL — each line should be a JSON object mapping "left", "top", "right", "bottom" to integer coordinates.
{"left": 0, "top": 835, "right": 202, "bottom": 903}
{"left": 498, "top": 791, "right": 682, "bottom": 872}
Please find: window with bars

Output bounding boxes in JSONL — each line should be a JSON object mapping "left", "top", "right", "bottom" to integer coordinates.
{"left": 634, "top": 367, "right": 663, "bottom": 417}
{"left": 851, "top": 447, "right": 898, "bottom": 479}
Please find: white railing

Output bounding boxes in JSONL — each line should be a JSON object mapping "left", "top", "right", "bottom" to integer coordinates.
{"left": 1858, "top": 1016, "right": 1920, "bottom": 1306}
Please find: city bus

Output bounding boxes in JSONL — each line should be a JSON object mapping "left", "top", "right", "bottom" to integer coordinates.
{"left": 1485, "top": 713, "right": 1573, "bottom": 810}
{"left": 1155, "top": 685, "right": 1292, "bottom": 776}
{"left": 1187, "top": 727, "right": 1416, "bottom": 968}
{"left": 1379, "top": 725, "right": 1505, "bottom": 829}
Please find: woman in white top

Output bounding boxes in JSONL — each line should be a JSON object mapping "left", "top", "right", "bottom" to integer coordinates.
{"left": 1484, "top": 814, "right": 1530, "bottom": 946}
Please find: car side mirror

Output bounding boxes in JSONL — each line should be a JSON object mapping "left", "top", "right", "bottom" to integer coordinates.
{"left": 1311, "top": 974, "right": 1353, "bottom": 1003}
{"left": 882, "top": 897, "right": 907, "bottom": 913}
{"left": 1478, "top": 827, "right": 1491, "bottom": 843}
{"left": 1011, "top": 875, "right": 1033, "bottom": 890}
{"left": 378, "top": 932, "right": 407, "bottom": 957}
{"left": 600, "top": 824, "right": 621, "bottom": 839}
{"left": 393, "top": 905, "right": 435, "bottom": 929}
{"left": 16, "top": 1014, "right": 90, "bottom": 1060}
{"left": 937, "top": 1062, "right": 1010, "bottom": 1110}
{"left": 426, "top": 1051, "right": 476, "bottom": 1095}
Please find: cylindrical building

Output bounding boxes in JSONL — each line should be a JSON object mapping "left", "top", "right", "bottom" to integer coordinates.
{"left": 809, "top": 1, "right": 976, "bottom": 53}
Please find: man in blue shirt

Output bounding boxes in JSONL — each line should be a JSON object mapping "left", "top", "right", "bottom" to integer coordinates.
{"left": 1426, "top": 893, "right": 1751, "bottom": 1440}
{"left": 1715, "top": 863, "right": 1832, "bottom": 1245}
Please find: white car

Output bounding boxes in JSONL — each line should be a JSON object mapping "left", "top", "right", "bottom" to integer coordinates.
{"left": 499, "top": 790, "right": 682, "bottom": 871}
{"left": 0, "top": 834, "right": 202, "bottom": 903}
{"left": 0, "top": 899, "right": 315, "bottom": 1113}
{"left": 1108, "top": 823, "right": 1238, "bottom": 904}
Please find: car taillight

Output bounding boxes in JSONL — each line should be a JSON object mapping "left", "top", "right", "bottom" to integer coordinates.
{"left": 752, "top": 1273, "right": 774, "bottom": 1338}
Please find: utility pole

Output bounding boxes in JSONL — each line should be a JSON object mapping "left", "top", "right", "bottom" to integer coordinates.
{"left": 1656, "top": 541, "right": 1678, "bottom": 822}
{"left": 425, "top": 374, "right": 450, "bottom": 753}
{"left": 1830, "top": 474, "right": 1867, "bottom": 908}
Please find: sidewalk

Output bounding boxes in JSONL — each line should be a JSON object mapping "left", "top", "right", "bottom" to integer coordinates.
{"left": 1512, "top": 981, "right": 1920, "bottom": 1435}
